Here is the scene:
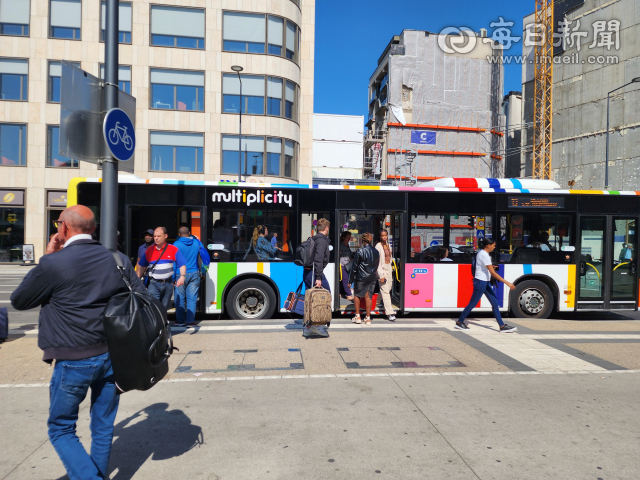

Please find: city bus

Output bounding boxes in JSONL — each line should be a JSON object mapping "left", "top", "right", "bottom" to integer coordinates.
{"left": 67, "top": 176, "right": 640, "bottom": 319}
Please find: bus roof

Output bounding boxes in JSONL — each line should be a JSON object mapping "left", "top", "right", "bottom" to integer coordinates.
{"left": 70, "top": 177, "right": 640, "bottom": 196}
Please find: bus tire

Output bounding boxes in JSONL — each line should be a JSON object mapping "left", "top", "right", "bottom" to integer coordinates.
{"left": 511, "top": 280, "right": 554, "bottom": 319}
{"left": 225, "top": 279, "right": 277, "bottom": 320}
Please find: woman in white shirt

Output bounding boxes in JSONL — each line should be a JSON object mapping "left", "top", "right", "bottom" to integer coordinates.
{"left": 455, "top": 238, "right": 518, "bottom": 332}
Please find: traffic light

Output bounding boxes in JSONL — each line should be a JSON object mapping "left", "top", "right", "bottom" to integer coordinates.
{"left": 467, "top": 216, "right": 475, "bottom": 228}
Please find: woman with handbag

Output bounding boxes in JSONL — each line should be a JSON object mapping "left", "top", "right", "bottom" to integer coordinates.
{"left": 349, "top": 233, "right": 379, "bottom": 325}
{"left": 374, "top": 229, "right": 396, "bottom": 321}
{"left": 455, "top": 238, "right": 517, "bottom": 332}
{"left": 339, "top": 231, "right": 354, "bottom": 301}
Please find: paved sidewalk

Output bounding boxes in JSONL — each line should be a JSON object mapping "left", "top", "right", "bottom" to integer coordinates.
{"left": 1, "top": 372, "right": 639, "bottom": 480}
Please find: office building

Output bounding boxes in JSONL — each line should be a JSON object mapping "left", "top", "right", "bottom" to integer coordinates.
{"left": 0, "top": 0, "right": 315, "bottom": 262}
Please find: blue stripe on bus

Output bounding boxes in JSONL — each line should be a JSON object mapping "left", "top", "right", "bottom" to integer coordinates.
{"left": 494, "top": 189, "right": 506, "bottom": 193}
{"left": 523, "top": 264, "right": 533, "bottom": 275}
{"left": 163, "top": 180, "right": 205, "bottom": 185}
{"left": 511, "top": 179, "right": 523, "bottom": 189}
{"left": 520, "top": 189, "right": 530, "bottom": 194}
{"left": 270, "top": 262, "right": 302, "bottom": 308}
{"left": 487, "top": 178, "right": 501, "bottom": 189}
{"left": 494, "top": 264, "right": 505, "bottom": 307}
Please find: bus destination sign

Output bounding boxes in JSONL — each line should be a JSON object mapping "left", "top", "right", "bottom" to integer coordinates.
{"left": 508, "top": 197, "right": 565, "bottom": 209}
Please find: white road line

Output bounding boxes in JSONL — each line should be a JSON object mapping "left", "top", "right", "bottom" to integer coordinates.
{"left": 523, "top": 334, "right": 640, "bottom": 340}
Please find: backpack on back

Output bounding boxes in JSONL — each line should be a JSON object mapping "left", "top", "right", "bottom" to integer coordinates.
{"left": 295, "top": 236, "right": 315, "bottom": 267}
{"left": 102, "top": 252, "right": 177, "bottom": 393}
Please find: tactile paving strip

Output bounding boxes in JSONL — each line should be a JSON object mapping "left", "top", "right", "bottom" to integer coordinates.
{"left": 336, "top": 346, "right": 465, "bottom": 369}
{"left": 174, "top": 349, "right": 304, "bottom": 373}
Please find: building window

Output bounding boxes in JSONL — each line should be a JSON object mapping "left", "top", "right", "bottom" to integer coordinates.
{"left": 222, "top": 74, "right": 264, "bottom": 115}
{"left": 223, "top": 12, "right": 265, "bottom": 54}
{"left": 267, "top": 77, "right": 282, "bottom": 116}
{"left": 285, "top": 80, "right": 297, "bottom": 120}
{"left": 150, "top": 131, "right": 204, "bottom": 173}
{"left": 49, "top": 0, "right": 81, "bottom": 39}
{"left": 222, "top": 135, "right": 297, "bottom": 179}
{"left": 267, "top": 16, "right": 283, "bottom": 55}
{"left": 48, "top": 61, "right": 80, "bottom": 103}
{"left": 151, "top": 69, "right": 204, "bottom": 111}
{"left": 150, "top": 5, "right": 204, "bottom": 50}
{"left": 0, "top": 58, "right": 27, "bottom": 101}
{"left": 100, "top": 1, "right": 131, "bottom": 44}
{"left": 47, "top": 126, "right": 78, "bottom": 168}
{"left": 100, "top": 64, "right": 131, "bottom": 94}
{"left": 0, "top": 123, "right": 26, "bottom": 166}
{"left": 0, "top": 189, "right": 25, "bottom": 263}
{"left": 223, "top": 11, "right": 300, "bottom": 64}
{"left": 266, "top": 137, "right": 281, "bottom": 176}
{"left": 0, "top": 0, "right": 30, "bottom": 36}
{"left": 284, "top": 140, "right": 295, "bottom": 178}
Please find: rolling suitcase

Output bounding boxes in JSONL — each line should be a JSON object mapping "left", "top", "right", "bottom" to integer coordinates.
{"left": 284, "top": 281, "right": 305, "bottom": 316}
{"left": 303, "top": 287, "right": 332, "bottom": 326}
{"left": 0, "top": 307, "right": 7, "bottom": 343}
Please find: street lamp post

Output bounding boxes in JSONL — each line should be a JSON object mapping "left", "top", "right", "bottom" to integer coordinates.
{"left": 231, "top": 65, "right": 244, "bottom": 182}
{"left": 606, "top": 77, "right": 640, "bottom": 189}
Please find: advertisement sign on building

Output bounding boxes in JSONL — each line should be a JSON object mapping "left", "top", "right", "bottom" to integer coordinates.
{"left": 47, "top": 191, "right": 68, "bottom": 208}
{"left": 411, "top": 130, "right": 436, "bottom": 145}
{"left": 0, "top": 190, "right": 25, "bottom": 206}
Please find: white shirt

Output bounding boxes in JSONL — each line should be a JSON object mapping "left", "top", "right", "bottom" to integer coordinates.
{"left": 475, "top": 249, "right": 492, "bottom": 281}
{"left": 63, "top": 234, "right": 93, "bottom": 248}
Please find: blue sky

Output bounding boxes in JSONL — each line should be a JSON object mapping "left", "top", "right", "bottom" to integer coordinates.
{"left": 313, "top": 0, "right": 532, "bottom": 118}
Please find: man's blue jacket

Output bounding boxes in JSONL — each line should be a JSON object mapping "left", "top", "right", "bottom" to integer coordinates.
{"left": 173, "top": 236, "right": 210, "bottom": 274}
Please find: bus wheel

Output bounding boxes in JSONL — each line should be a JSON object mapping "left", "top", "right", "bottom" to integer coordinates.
{"left": 511, "top": 281, "right": 554, "bottom": 319}
{"left": 226, "top": 279, "right": 277, "bottom": 320}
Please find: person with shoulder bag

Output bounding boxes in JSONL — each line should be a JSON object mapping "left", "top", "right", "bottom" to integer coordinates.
{"left": 374, "top": 229, "right": 396, "bottom": 322}
{"left": 455, "top": 238, "right": 517, "bottom": 332}
{"left": 10, "top": 205, "right": 146, "bottom": 480}
{"left": 349, "top": 233, "right": 380, "bottom": 326}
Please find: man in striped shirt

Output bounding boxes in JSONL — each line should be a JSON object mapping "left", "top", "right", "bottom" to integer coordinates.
{"left": 137, "top": 227, "right": 187, "bottom": 309}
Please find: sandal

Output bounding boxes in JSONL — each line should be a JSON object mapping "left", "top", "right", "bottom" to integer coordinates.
{"left": 346, "top": 296, "right": 354, "bottom": 301}
{"left": 352, "top": 314, "right": 362, "bottom": 324}
{"left": 364, "top": 317, "right": 371, "bottom": 325}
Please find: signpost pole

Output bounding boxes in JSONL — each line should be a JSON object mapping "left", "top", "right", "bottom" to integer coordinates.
{"left": 101, "top": 0, "right": 119, "bottom": 250}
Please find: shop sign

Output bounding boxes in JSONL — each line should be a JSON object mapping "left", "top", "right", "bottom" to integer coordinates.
{"left": 22, "top": 244, "right": 34, "bottom": 263}
{"left": 0, "top": 190, "right": 24, "bottom": 206}
{"left": 48, "top": 191, "right": 68, "bottom": 208}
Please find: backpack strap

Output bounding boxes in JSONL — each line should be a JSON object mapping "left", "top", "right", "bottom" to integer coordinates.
{"left": 111, "top": 250, "right": 133, "bottom": 292}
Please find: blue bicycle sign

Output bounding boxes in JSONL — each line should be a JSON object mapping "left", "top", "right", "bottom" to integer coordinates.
{"left": 103, "top": 108, "right": 135, "bottom": 161}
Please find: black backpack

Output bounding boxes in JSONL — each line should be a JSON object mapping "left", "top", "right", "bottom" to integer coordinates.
{"left": 295, "top": 236, "right": 315, "bottom": 267}
{"left": 102, "top": 252, "right": 177, "bottom": 393}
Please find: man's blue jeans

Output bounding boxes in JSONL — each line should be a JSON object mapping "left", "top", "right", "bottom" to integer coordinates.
{"left": 303, "top": 268, "right": 331, "bottom": 291}
{"left": 175, "top": 272, "right": 200, "bottom": 324}
{"left": 458, "top": 279, "right": 504, "bottom": 327}
{"left": 147, "top": 279, "right": 173, "bottom": 309}
{"left": 48, "top": 352, "right": 119, "bottom": 480}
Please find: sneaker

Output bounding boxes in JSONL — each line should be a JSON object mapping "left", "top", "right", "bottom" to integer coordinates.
{"left": 500, "top": 324, "right": 517, "bottom": 333}
{"left": 174, "top": 322, "right": 186, "bottom": 327}
{"left": 364, "top": 317, "right": 371, "bottom": 326}
{"left": 186, "top": 323, "right": 197, "bottom": 329}
{"left": 454, "top": 322, "right": 470, "bottom": 330}
{"left": 387, "top": 315, "right": 396, "bottom": 322}
{"left": 303, "top": 325, "right": 329, "bottom": 338}
{"left": 353, "top": 315, "right": 362, "bottom": 324}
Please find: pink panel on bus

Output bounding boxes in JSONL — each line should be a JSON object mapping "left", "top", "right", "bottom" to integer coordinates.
{"left": 404, "top": 264, "right": 435, "bottom": 308}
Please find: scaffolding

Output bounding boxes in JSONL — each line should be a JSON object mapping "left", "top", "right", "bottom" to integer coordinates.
{"left": 533, "top": 0, "right": 554, "bottom": 180}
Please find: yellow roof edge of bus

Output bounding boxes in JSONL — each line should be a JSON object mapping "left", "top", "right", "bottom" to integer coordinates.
{"left": 67, "top": 177, "right": 87, "bottom": 207}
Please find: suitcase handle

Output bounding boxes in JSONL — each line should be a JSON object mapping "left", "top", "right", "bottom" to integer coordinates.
{"left": 148, "top": 330, "right": 170, "bottom": 368}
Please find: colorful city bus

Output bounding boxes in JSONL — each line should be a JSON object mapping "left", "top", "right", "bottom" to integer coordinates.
{"left": 67, "top": 177, "right": 640, "bottom": 319}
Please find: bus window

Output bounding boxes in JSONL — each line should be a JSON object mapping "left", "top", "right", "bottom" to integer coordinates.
{"left": 499, "top": 213, "right": 574, "bottom": 264}
{"left": 210, "top": 209, "right": 294, "bottom": 262}
{"left": 409, "top": 214, "right": 493, "bottom": 263}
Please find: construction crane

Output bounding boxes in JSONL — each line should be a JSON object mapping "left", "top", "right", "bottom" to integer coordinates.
{"left": 533, "top": 0, "right": 553, "bottom": 180}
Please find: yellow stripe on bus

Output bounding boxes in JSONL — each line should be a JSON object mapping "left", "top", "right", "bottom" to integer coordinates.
{"left": 66, "top": 177, "right": 87, "bottom": 207}
{"left": 566, "top": 264, "right": 576, "bottom": 309}
{"left": 257, "top": 263, "right": 264, "bottom": 274}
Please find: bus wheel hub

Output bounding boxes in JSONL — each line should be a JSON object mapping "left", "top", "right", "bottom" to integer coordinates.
{"left": 520, "top": 288, "right": 545, "bottom": 314}
{"left": 237, "top": 288, "right": 266, "bottom": 317}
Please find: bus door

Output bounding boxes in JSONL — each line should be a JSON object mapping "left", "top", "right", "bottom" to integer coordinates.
{"left": 336, "top": 211, "right": 404, "bottom": 312}
{"left": 127, "top": 205, "right": 208, "bottom": 312}
{"left": 577, "top": 216, "right": 638, "bottom": 310}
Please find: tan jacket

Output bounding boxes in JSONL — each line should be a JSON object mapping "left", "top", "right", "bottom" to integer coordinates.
{"left": 375, "top": 242, "right": 392, "bottom": 279}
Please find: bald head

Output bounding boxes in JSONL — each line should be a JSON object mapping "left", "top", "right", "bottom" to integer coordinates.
{"left": 60, "top": 205, "right": 96, "bottom": 235}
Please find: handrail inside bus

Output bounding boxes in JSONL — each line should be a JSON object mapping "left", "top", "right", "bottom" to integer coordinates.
{"left": 613, "top": 262, "right": 630, "bottom": 272}
{"left": 585, "top": 263, "right": 602, "bottom": 281}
